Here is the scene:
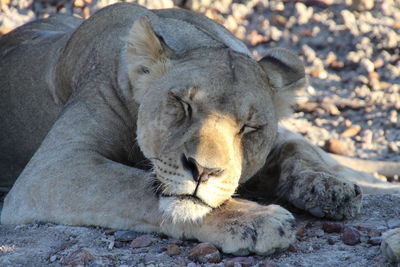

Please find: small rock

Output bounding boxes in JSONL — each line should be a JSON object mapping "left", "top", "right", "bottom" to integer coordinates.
{"left": 310, "top": 68, "right": 328, "bottom": 79}
{"left": 288, "top": 244, "right": 298, "bottom": 252}
{"left": 323, "top": 103, "right": 341, "bottom": 116}
{"left": 352, "top": 0, "right": 374, "bottom": 11}
{"left": 144, "top": 254, "right": 159, "bottom": 265}
{"left": 174, "top": 257, "right": 188, "bottom": 266}
{"left": 329, "top": 60, "right": 344, "bottom": 69}
{"left": 130, "top": 235, "right": 152, "bottom": 248}
{"left": 114, "top": 230, "right": 139, "bottom": 242}
{"left": 342, "top": 227, "right": 361, "bottom": 246}
{"left": 324, "top": 139, "right": 352, "bottom": 156}
{"left": 104, "top": 229, "right": 116, "bottom": 235}
{"left": 225, "top": 257, "right": 254, "bottom": 267}
{"left": 373, "top": 58, "right": 384, "bottom": 69}
{"left": 322, "top": 222, "right": 344, "bottom": 233}
{"left": 341, "top": 125, "right": 361, "bottom": 137}
{"left": 360, "top": 58, "right": 375, "bottom": 73}
{"left": 296, "top": 225, "right": 305, "bottom": 237}
{"left": 260, "top": 263, "right": 277, "bottom": 267}
{"left": 328, "top": 238, "right": 336, "bottom": 245}
{"left": 368, "top": 236, "right": 382, "bottom": 246}
{"left": 248, "top": 30, "right": 265, "bottom": 46}
{"left": 49, "top": 255, "right": 57, "bottom": 262}
{"left": 388, "top": 218, "right": 400, "bottom": 229}
{"left": 381, "top": 228, "right": 400, "bottom": 263}
{"left": 63, "top": 249, "right": 93, "bottom": 266}
{"left": 189, "top": 243, "right": 221, "bottom": 263}
{"left": 167, "top": 243, "right": 181, "bottom": 256}
{"left": 368, "top": 229, "right": 382, "bottom": 238}
{"left": 187, "top": 262, "right": 197, "bottom": 267}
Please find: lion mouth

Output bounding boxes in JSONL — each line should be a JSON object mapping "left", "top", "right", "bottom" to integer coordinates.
{"left": 161, "top": 194, "right": 213, "bottom": 208}
{"left": 151, "top": 179, "right": 213, "bottom": 208}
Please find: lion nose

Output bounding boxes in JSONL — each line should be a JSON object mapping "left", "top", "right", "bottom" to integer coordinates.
{"left": 181, "top": 154, "right": 223, "bottom": 183}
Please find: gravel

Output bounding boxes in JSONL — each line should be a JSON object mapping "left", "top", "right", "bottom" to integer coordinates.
{"left": 1, "top": 194, "right": 400, "bottom": 266}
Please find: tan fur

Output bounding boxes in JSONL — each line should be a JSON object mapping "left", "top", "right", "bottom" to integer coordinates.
{"left": 1, "top": 3, "right": 399, "bottom": 256}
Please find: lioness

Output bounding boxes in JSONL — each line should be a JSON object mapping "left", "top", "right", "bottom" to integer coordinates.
{"left": 0, "top": 3, "right": 397, "bottom": 255}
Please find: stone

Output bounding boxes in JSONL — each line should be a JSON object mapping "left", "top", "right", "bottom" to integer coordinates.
{"left": 352, "top": 0, "right": 374, "bottom": 11}
{"left": 260, "top": 263, "right": 277, "bottom": 267}
{"left": 381, "top": 228, "right": 400, "bottom": 263}
{"left": 342, "top": 227, "right": 361, "bottom": 246}
{"left": 144, "top": 254, "right": 159, "bottom": 265}
{"left": 310, "top": 68, "right": 328, "bottom": 79}
{"left": 49, "top": 255, "right": 57, "bottom": 262}
{"left": 322, "top": 222, "right": 344, "bottom": 233}
{"left": 225, "top": 257, "right": 254, "bottom": 267}
{"left": 114, "top": 230, "right": 140, "bottom": 242}
{"left": 188, "top": 243, "right": 221, "bottom": 263}
{"left": 130, "top": 235, "right": 152, "bottom": 248}
{"left": 167, "top": 243, "right": 181, "bottom": 256}
{"left": 324, "top": 139, "right": 352, "bottom": 156}
{"left": 341, "top": 125, "right": 361, "bottom": 137}
{"left": 368, "top": 236, "right": 382, "bottom": 246}
{"left": 63, "top": 249, "right": 93, "bottom": 266}
{"left": 328, "top": 238, "right": 336, "bottom": 245}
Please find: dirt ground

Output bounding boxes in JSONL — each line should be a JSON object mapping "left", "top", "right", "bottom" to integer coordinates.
{"left": 1, "top": 0, "right": 400, "bottom": 266}
{"left": 0, "top": 194, "right": 399, "bottom": 266}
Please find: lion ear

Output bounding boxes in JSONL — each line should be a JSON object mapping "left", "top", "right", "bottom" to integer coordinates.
{"left": 258, "top": 48, "right": 307, "bottom": 120}
{"left": 127, "top": 16, "right": 175, "bottom": 100}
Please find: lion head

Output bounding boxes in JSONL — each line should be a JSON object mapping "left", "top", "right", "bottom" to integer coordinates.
{"left": 127, "top": 18, "right": 306, "bottom": 223}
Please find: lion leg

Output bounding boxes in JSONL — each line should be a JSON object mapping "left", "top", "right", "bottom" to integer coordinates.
{"left": 242, "top": 126, "right": 362, "bottom": 220}
{"left": 163, "top": 198, "right": 296, "bottom": 256}
{"left": 1, "top": 151, "right": 163, "bottom": 232}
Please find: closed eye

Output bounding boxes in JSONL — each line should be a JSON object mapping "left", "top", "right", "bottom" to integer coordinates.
{"left": 169, "top": 92, "right": 192, "bottom": 119}
{"left": 238, "top": 125, "right": 261, "bottom": 135}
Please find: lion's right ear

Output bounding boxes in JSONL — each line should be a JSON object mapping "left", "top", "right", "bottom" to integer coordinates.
{"left": 258, "top": 48, "right": 307, "bottom": 120}
{"left": 127, "top": 17, "right": 174, "bottom": 101}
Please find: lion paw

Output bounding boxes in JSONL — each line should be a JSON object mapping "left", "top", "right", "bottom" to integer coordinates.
{"left": 193, "top": 199, "right": 296, "bottom": 255}
{"left": 281, "top": 171, "right": 362, "bottom": 220}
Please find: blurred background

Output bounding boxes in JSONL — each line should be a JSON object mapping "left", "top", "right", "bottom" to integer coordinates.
{"left": 1, "top": 0, "right": 399, "bottom": 183}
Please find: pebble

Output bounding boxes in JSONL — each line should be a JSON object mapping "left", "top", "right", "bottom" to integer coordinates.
{"left": 260, "top": 263, "right": 278, "bottom": 267}
{"left": 388, "top": 218, "right": 400, "bottom": 229}
{"left": 114, "top": 230, "right": 140, "bottom": 242}
{"left": 188, "top": 243, "right": 221, "bottom": 263}
{"left": 225, "top": 257, "right": 254, "bottom": 267}
{"left": 322, "top": 222, "right": 344, "bottom": 233}
{"left": 324, "top": 139, "right": 352, "bottom": 156}
{"left": 381, "top": 228, "right": 400, "bottom": 263}
{"left": 342, "top": 227, "right": 361, "bottom": 246}
{"left": 144, "top": 254, "right": 159, "bottom": 265}
{"left": 63, "top": 249, "right": 93, "bottom": 266}
{"left": 368, "top": 236, "right": 382, "bottom": 246}
{"left": 352, "top": 0, "right": 374, "bottom": 11}
{"left": 49, "top": 255, "right": 57, "bottom": 262}
{"left": 130, "top": 235, "right": 153, "bottom": 248}
{"left": 341, "top": 125, "right": 361, "bottom": 137}
{"left": 167, "top": 243, "right": 181, "bottom": 256}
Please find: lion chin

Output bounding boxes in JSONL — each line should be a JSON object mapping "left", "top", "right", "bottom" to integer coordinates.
{"left": 159, "top": 195, "right": 213, "bottom": 223}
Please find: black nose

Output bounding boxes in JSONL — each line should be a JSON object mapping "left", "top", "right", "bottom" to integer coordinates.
{"left": 181, "top": 154, "right": 223, "bottom": 183}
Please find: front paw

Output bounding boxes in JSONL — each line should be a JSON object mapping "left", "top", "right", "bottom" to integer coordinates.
{"left": 280, "top": 171, "right": 362, "bottom": 220}
{"left": 193, "top": 199, "right": 296, "bottom": 255}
